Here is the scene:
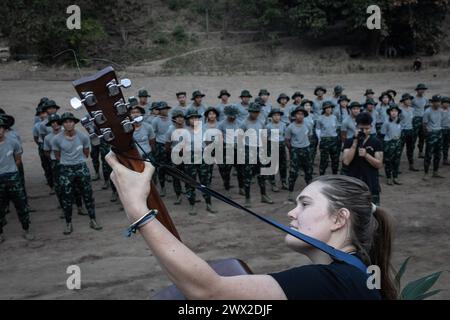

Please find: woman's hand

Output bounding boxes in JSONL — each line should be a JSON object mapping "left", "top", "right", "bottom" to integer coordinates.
{"left": 105, "top": 151, "right": 154, "bottom": 221}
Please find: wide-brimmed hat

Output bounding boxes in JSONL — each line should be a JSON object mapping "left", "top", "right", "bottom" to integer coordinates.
{"left": 191, "top": 90, "right": 205, "bottom": 100}
{"left": 441, "top": 96, "right": 450, "bottom": 104}
{"left": 415, "top": 83, "right": 428, "bottom": 91}
{"left": 321, "top": 101, "right": 335, "bottom": 113}
{"left": 42, "top": 99, "right": 61, "bottom": 111}
{"left": 268, "top": 107, "right": 284, "bottom": 117}
{"left": 338, "top": 95, "right": 350, "bottom": 104}
{"left": 277, "top": 93, "right": 290, "bottom": 104}
{"left": 204, "top": 106, "right": 219, "bottom": 118}
{"left": 248, "top": 102, "right": 261, "bottom": 113}
{"left": 185, "top": 108, "right": 202, "bottom": 119}
{"left": 399, "top": 93, "right": 414, "bottom": 103}
{"left": 35, "top": 105, "right": 46, "bottom": 116}
{"left": 386, "top": 89, "right": 397, "bottom": 97}
{"left": 364, "top": 98, "right": 377, "bottom": 107}
{"left": 171, "top": 109, "right": 185, "bottom": 119}
{"left": 58, "top": 112, "right": 80, "bottom": 124}
{"left": 254, "top": 97, "right": 265, "bottom": 106}
{"left": 379, "top": 92, "right": 392, "bottom": 102}
{"left": 0, "top": 114, "right": 15, "bottom": 129}
{"left": 291, "top": 106, "right": 309, "bottom": 118}
{"left": 217, "top": 89, "right": 231, "bottom": 99}
{"left": 149, "top": 102, "right": 159, "bottom": 111}
{"left": 156, "top": 101, "right": 172, "bottom": 110}
{"left": 291, "top": 91, "right": 304, "bottom": 100}
{"left": 138, "top": 89, "right": 151, "bottom": 98}
{"left": 386, "top": 104, "right": 402, "bottom": 116}
{"left": 334, "top": 85, "right": 344, "bottom": 94}
{"left": 348, "top": 101, "right": 362, "bottom": 109}
{"left": 430, "top": 94, "right": 441, "bottom": 103}
{"left": 38, "top": 97, "right": 49, "bottom": 108}
{"left": 364, "top": 89, "right": 375, "bottom": 96}
{"left": 239, "top": 90, "right": 252, "bottom": 98}
{"left": 46, "top": 113, "right": 61, "bottom": 126}
{"left": 223, "top": 105, "right": 239, "bottom": 117}
{"left": 300, "top": 99, "right": 313, "bottom": 107}
{"left": 258, "top": 89, "right": 270, "bottom": 96}
{"left": 176, "top": 91, "right": 187, "bottom": 97}
{"left": 314, "top": 86, "right": 327, "bottom": 95}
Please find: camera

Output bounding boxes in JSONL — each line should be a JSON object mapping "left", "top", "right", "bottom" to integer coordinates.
{"left": 356, "top": 129, "right": 366, "bottom": 146}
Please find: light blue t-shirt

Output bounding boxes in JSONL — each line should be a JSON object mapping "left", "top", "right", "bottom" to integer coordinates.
{"left": 265, "top": 121, "right": 286, "bottom": 142}
{"left": 441, "top": 109, "right": 450, "bottom": 129}
{"left": 133, "top": 122, "right": 156, "bottom": 156}
{"left": 423, "top": 108, "right": 442, "bottom": 131}
{"left": 152, "top": 116, "right": 172, "bottom": 144}
{"left": 240, "top": 118, "right": 265, "bottom": 147}
{"left": 412, "top": 96, "right": 428, "bottom": 117}
{"left": 399, "top": 106, "right": 414, "bottom": 130}
{"left": 52, "top": 130, "right": 90, "bottom": 165}
{"left": 43, "top": 131, "right": 59, "bottom": 160}
{"left": 217, "top": 119, "right": 241, "bottom": 145}
{"left": 317, "top": 114, "right": 338, "bottom": 137}
{"left": 381, "top": 120, "right": 402, "bottom": 141}
{"left": 285, "top": 122, "right": 310, "bottom": 148}
{"left": 0, "top": 136, "right": 21, "bottom": 174}
{"left": 341, "top": 116, "right": 358, "bottom": 139}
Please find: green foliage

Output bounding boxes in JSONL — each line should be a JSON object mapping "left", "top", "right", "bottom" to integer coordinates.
{"left": 395, "top": 257, "right": 443, "bottom": 300}
{"left": 172, "top": 25, "right": 187, "bottom": 42}
{"left": 167, "top": 0, "right": 189, "bottom": 11}
{"left": 153, "top": 32, "right": 169, "bottom": 45}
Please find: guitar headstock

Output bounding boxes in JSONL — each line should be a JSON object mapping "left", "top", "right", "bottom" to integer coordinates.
{"left": 71, "top": 66, "right": 140, "bottom": 152}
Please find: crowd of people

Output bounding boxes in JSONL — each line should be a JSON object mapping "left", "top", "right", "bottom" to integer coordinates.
{"left": 0, "top": 83, "right": 448, "bottom": 242}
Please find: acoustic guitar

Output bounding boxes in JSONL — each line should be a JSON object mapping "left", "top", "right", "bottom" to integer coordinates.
{"left": 71, "top": 66, "right": 252, "bottom": 300}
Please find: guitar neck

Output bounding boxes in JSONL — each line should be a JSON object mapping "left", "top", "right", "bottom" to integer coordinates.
{"left": 116, "top": 151, "right": 181, "bottom": 241}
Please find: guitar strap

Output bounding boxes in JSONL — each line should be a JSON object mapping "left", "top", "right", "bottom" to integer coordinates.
{"left": 120, "top": 143, "right": 368, "bottom": 274}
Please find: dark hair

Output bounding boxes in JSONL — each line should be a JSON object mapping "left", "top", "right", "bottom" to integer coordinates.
{"left": 314, "top": 175, "right": 398, "bottom": 300}
{"left": 356, "top": 112, "right": 373, "bottom": 126}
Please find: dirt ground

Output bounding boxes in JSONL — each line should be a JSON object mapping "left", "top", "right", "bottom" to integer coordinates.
{"left": 0, "top": 64, "right": 448, "bottom": 299}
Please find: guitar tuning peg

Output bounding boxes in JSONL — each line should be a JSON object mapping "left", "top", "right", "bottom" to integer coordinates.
{"left": 107, "top": 78, "right": 132, "bottom": 97}
{"left": 81, "top": 116, "right": 96, "bottom": 134}
{"left": 89, "top": 133, "right": 101, "bottom": 146}
{"left": 70, "top": 92, "right": 97, "bottom": 110}
{"left": 91, "top": 110, "right": 107, "bottom": 125}
{"left": 70, "top": 97, "right": 83, "bottom": 110}
{"left": 121, "top": 116, "right": 143, "bottom": 134}
{"left": 100, "top": 128, "right": 115, "bottom": 142}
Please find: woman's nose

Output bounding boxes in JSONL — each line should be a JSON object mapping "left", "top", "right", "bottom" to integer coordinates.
{"left": 287, "top": 208, "right": 297, "bottom": 220}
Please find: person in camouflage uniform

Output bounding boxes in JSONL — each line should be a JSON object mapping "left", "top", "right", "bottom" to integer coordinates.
{"left": 381, "top": 105, "right": 403, "bottom": 185}
{"left": 412, "top": 83, "right": 429, "bottom": 158}
{"left": 183, "top": 109, "right": 217, "bottom": 215}
{"left": 217, "top": 105, "right": 245, "bottom": 197}
{"left": 440, "top": 96, "right": 450, "bottom": 166}
{"left": 165, "top": 109, "right": 187, "bottom": 205}
{"left": 239, "top": 102, "right": 273, "bottom": 208}
{"left": 422, "top": 95, "right": 444, "bottom": 180}
{"left": 33, "top": 103, "right": 53, "bottom": 191}
{"left": 53, "top": 113, "right": 102, "bottom": 235}
{"left": 302, "top": 100, "right": 318, "bottom": 171}
{"left": 152, "top": 102, "right": 172, "bottom": 196}
{"left": 317, "top": 101, "right": 340, "bottom": 175}
{"left": 0, "top": 114, "right": 34, "bottom": 243}
{"left": 286, "top": 106, "right": 312, "bottom": 202}
{"left": 266, "top": 107, "right": 288, "bottom": 191}
{"left": 398, "top": 93, "right": 419, "bottom": 171}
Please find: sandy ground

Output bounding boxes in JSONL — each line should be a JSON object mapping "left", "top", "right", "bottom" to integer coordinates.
{"left": 0, "top": 64, "right": 449, "bottom": 299}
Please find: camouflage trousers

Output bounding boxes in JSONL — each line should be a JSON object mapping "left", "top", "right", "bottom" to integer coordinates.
{"left": 288, "top": 146, "right": 312, "bottom": 192}
{"left": 384, "top": 139, "right": 402, "bottom": 179}
{"left": 154, "top": 143, "right": 170, "bottom": 188}
{"left": 184, "top": 160, "right": 212, "bottom": 205}
{"left": 309, "top": 134, "right": 318, "bottom": 166}
{"left": 268, "top": 141, "right": 287, "bottom": 186}
{"left": 218, "top": 145, "right": 244, "bottom": 191}
{"left": 51, "top": 160, "right": 82, "bottom": 209}
{"left": 400, "top": 129, "right": 415, "bottom": 165}
{"left": 319, "top": 137, "right": 340, "bottom": 175}
{"left": 90, "top": 140, "right": 113, "bottom": 181}
{"left": 243, "top": 147, "right": 268, "bottom": 199}
{"left": 424, "top": 131, "right": 442, "bottom": 173}
{"left": 0, "top": 172, "right": 30, "bottom": 234}
{"left": 442, "top": 128, "right": 450, "bottom": 161}
{"left": 59, "top": 163, "right": 96, "bottom": 223}
{"left": 412, "top": 116, "right": 425, "bottom": 153}
{"left": 38, "top": 142, "right": 53, "bottom": 188}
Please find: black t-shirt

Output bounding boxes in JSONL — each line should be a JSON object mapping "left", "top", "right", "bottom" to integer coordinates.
{"left": 269, "top": 261, "right": 381, "bottom": 300}
{"left": 343, "top": 136, "right": 382, "bottom": 194}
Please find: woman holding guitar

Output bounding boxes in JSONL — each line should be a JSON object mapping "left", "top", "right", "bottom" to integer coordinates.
{"left": 105, "top": 152, "right": 397, "bottom": 300}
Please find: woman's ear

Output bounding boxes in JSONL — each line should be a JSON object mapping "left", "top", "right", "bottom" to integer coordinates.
{"left": 331, "top": 208, "right": 351, "bottom": 232}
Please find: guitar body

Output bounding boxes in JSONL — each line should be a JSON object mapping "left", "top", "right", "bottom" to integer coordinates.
{"left": 151, "top": 259, "right": 253, "bottom": 300}
{"left": 72, "top": 66, "right": 252, "bottom": 299}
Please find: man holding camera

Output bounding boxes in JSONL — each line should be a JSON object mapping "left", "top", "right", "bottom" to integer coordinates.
{"left": 342, "top": 112, "right": 384, "bottom": 205}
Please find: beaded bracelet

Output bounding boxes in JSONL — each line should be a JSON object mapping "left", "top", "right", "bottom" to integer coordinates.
{"left": 125, "top": 209, "right": 158, "bottom": 237}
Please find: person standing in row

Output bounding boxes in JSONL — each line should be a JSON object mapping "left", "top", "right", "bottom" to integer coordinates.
{"left": 236, "top": 90, "right": 252, "bottom": 123}
{"left": 152, "top": 102, "right": 172, "bottom": 196}
{"left": 258, "top": 89, "right": 273, "bottom": 119}
{"left": 330, "top": 85, "right": 344, "bottom": 108}
{"left": 286, "top": 106, "right": 312, "bottom": 202}
{"left": 317, "top": 101, "right": 340, "bottom": 175}
{"left": 171, "top": 91, "right": 188, "bottom": 117}
{"left": 33, "top": 104, "right": 53, "bottom": 192}
{"left": 215, "top": 90, "right": 231, "bottom": 122}
{"left": 289, "top": 91, "right": 304, "bottom": 121}
{"left": 334, "top": 95, "right": 350, "bottom": 146}
{"left": 441, "top": 96, "right": 450, "bottom": 166}
{"left": 239, "top": 103, "right": 273, "bottom": 208}
{"left": 203, "top": 107, "right": 220, "bottom": 185}
{"left": 363, "top": 99, "right": 378, "bottom": 139}
{"left": 266, "top": 107, "right": 287, "bottom": 191}
{"left": 0, "top": 115, "right": 34, "bottom": 243}
{"left": 217, "top": 105, "right": 244, "bottom": 197}
{"left": 381, "top": 105, "right": 403, "bottom": 185}
{"left": 398, "top": 93, "right": 419, "bottom": 172}
{"left": 376, "top": 92, "right": 392, "bottom": 141}
{"left": 131, "top": 103, "right": 156, "bottom": 161}
{"left": 52, "top": 112, "right": 102, "bottom": 235}
{"left": 188, "top": 91, "right": 207, "bottom": 120}
{"left": 138, "top": 89, "right": 151, "bottom": 111}
{"left": 276, "top": 93, "right": 291, "bottom": 124}
{"left": 313, "top": 86, "right": 327, "bottom": 115}
{"left": 302, "top": 99, "right": 318, "bottom": 169}
{"left": 422, "top": 95, "right": 444, "bottom": 180}
{"left": 412, "top": 83, "right": 429, "bottom": 159}
{"left": 165, "top": 110, "right": 187, "bottom": 205}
